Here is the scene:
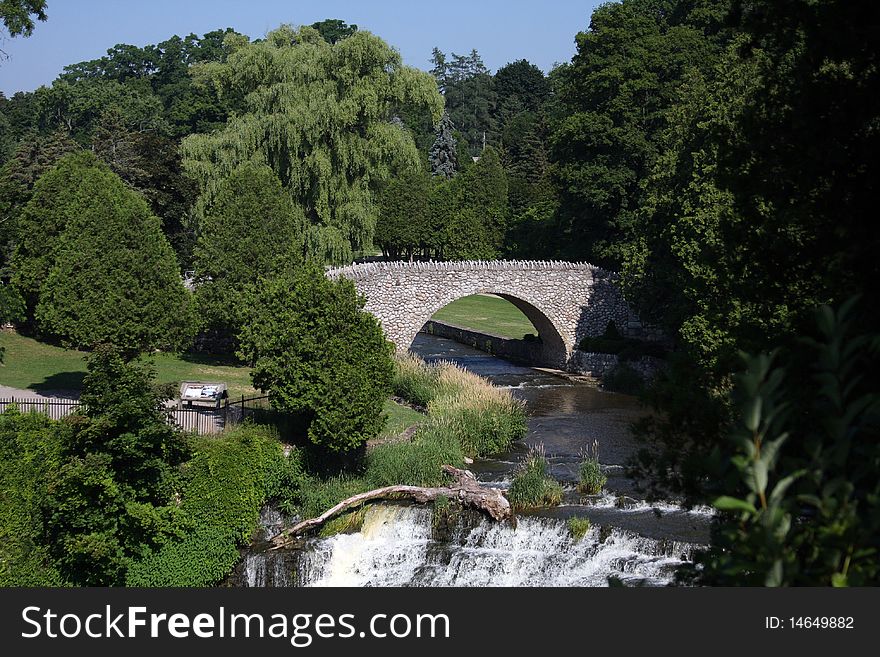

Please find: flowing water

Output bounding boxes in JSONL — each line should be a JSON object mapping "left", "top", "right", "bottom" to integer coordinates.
{"left": 232, "top": 334, "right": 713, "bottom": 587}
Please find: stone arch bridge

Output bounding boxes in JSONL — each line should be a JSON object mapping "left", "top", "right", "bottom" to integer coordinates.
{"left": 327, "top": 260, "right": 643, "bottom": 370}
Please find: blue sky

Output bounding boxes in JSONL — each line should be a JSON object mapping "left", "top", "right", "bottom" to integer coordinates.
{"left": 0, "top": 0, "right": 603, "bottom": 96}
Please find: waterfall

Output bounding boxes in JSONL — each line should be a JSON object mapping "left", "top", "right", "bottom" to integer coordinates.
{"left": 290, "top": 504, "right": 693, "bottom": 587}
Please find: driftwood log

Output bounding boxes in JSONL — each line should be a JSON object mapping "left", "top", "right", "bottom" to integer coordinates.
{"left": 271, "top": 465, "right": 510, "bottom": 549}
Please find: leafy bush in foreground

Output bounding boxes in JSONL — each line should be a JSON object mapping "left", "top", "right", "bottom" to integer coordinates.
{"left": 126, "top": 424, "right": 286, "bottom": 586}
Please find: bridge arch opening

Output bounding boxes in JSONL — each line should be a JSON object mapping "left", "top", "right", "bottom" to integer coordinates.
{"left": 412, "top": 292, "right": 569, "bottom": 368}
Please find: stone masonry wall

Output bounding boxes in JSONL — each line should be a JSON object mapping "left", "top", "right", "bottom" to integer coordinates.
{"left": 421, "top": 320, "right": 544, "bottom": 364}
{"left": 327, "top": 260, "right": 641, "bottom": 370}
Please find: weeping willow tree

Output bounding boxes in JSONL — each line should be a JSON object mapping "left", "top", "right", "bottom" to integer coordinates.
{"left": 182, "top": 25, "right": 444, "bottom": 264}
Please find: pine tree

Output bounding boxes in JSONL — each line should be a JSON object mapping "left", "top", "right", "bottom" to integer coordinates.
{"left": 428, "top": 112, "right": 458, "bottom": 179}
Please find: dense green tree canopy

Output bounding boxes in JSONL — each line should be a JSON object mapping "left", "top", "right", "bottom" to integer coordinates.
{"left": 193, "top": 162, "right": 305, "bottom": 337}
{"left": 432, "top": 48, "right": 497, "bottom": 157}
{"left": 435, "top": 146, "right": 510, "bottom": 260}
{"left": 32, "top": 153, "right": 193, "bottom": 353}
{"left": 309, "top": 18, "right": 358, "bottom": 44}
{"left": 238, "top": 263, "right": 394, "bottom": 453}
{"left": 550, "top": 0, "right": 732, "bottom": 266}
{"left": 0, "top": 130, "right": 78, "bottom": 274}
{"left": 494, "top": 59, "right": 550, "bottom": 124}
{"left": 182, "top": 25, "right": 443, "bottom": 264}
{"left": 9, "top": 149, "right": 95, "bottom": 310}
{"left": 375, "top": 167, "right": 432, "bottom": 260}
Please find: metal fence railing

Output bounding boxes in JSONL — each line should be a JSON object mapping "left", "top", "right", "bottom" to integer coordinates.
{"left": 1, "top": 394, "right": 283, "bottom": 437}
{"left": 0, "top": 396, "right": 81, "bottom": 420}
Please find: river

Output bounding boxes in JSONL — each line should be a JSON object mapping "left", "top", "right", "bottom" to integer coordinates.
{"left": 232, "top": 333, "right": 713, "bottom": 587}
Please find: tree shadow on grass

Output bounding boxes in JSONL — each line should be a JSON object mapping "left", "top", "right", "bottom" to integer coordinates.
{"left": 173, "top": 351, "right": 247, "bottom": 368}
{"left": 29, "top": 371, "right": 86, "bottom": 397}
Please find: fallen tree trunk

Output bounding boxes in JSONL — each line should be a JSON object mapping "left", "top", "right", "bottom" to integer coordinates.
{"left": 271, "top": 465, "right": 510, "bottom": 549}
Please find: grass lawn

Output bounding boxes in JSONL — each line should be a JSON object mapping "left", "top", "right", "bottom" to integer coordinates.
{"left": 0, "top": 330, "right": 425, "bottom": 435}
{"left": 431, "top": 294, "right": 537, "bottom": 339}
{"left": 380, "top": 399, "right": 424, "bottom": 438}
{"left": 0, "top": 330, "right": 257, "bottom": 398}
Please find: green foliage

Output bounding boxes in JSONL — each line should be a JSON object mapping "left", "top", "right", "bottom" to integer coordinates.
{"left": 391, "top": 355, "right": 527, "bottom": 457}
{"left": 42, "top": 346, "right": 191, "bottom": 585}
{"left": 428, "top": 111, "right": 459, "bottom": 179}
{"left": 365, "top": 432, "right": 465, "bottom": 488}
{"left": 620, "top": 0, "right": 880, "bottom": 503}
{"left": 578, "top": 441, "right": 607, "bottom": 495}
{"left": 91, "top": 112, "right": 198, "bottom": 264}
{"left": 0, "top": 0, "right": 46, "bottom": 37}
{"left": 432, "top": 48, "right": 497, "bottom": 157}
{"left": 688, "top": 299, "right": 880, "bottom": 586}
{"left": 319, "top": 507, "right": 366, "bottom": 537}
{"left": 126, "top": 424, "right": 287, "bottom": 586}
{"left": 0, "top": 130, "right": 79, "bottom": 274}
{"left": 182, "top": 25, "right": 443, "bottom": 264}
{"left": 601, "top": 363, "right": 645, "bottom": 396}
{"left": 507, "top": 447, "right": 563, "bottom": 511}
{"left": 238, "top": 263, "right": 395, "bottom": 453}
{"left": 193, "top": 163, "right": 305, "bottom": 337}
{"left": 278, "top": 356, "right": 524, "bottom": 521}
{"left": 428, "top": 146, "right": 510, "bottom": 260}
{"left": 10, "top": 149, "right": 97, "bottom": 312}
{"left": 31, "top": 153, "right": 193, "bottom": 353}
{"left": 567, "top": 516, "right": 592, "bottom": 542}
{"left": 375, "top": 166, "right": 432, "bottom": 260}
{"left": 392, "top": 354, "right": 440, "bottom": 408}
{"left": 494, "top": 60, "right": 550, "bottom": 122}
{"left": 309, "top": 19, "right": 357, "bottom": 44}
{"left": 550, "top": 0, "right": 732, "bottom": 266}
{"left": 0, "top": 408, "right": 63, "bottom": 585}
{"left": 73, "top": 347, "right": 190, "bottom": 498}
{"left": 289, "top": 473, "right": 370, "bottom": 521}
{"left": 431, "top": 494, "right": 461, "bottom": 538}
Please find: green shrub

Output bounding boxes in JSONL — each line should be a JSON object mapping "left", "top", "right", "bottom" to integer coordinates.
{"left": 567, "top": 516, "right": 592, "bottom": 542}
{"left": 29, "top": 152, "right": 194, "bottom": 354}
{"left": 578, "top": 440, "right": 607, "bottom": 494}
{"left": 0, "top": 408, "right": 65, "bottom": 586}
{"left": 238, "top": 263, "right": 395, "bottom": 453}
{"left": 602, "top": 363, "right": 645, "bottom": 395}
{"left": 193, "top": 163, "right": 306, "bottom": 340}
{"left": 428, "top": 359, "right": 526, "bottom": 457}
{"left": 126, "top": 424, "right": 286, "bottom": 586}
{"left": 392, "top": 355, "right": 526, "bottom": 458}
{"left": 278, "top": 357, "right": 526, "bottom": 525}
{"left": 507, "top": 447, "right": 563, "bottom": 511}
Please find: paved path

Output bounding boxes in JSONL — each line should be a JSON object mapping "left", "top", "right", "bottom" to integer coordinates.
{"left": 0, "top": 384, "right": 80, "bottom": 401}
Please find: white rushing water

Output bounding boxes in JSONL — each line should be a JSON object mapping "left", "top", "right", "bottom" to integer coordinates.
{"left": 291, "top": 505, "right": 693, "bottom": 587}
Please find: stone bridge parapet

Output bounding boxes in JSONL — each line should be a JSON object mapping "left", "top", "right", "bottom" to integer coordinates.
{"left": 327, "top": 260, "right": 642, "bottom": 369}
